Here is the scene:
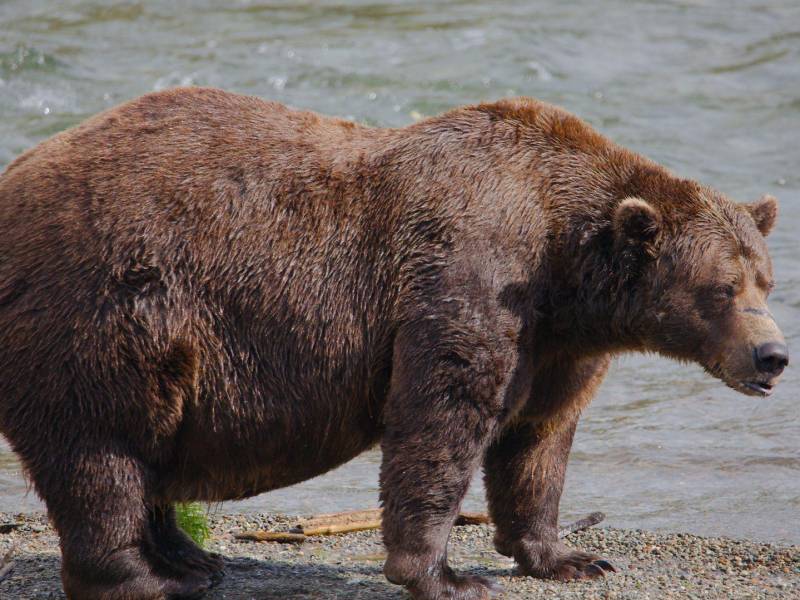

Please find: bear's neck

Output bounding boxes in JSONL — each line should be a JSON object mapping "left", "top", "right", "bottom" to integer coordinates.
{"left": 532, "top": 163, "right": 683, "bottom": 357}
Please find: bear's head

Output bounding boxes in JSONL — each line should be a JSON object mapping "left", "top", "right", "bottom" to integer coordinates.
{"left": 613, "top": 192, "right": 787, "bottom": 396}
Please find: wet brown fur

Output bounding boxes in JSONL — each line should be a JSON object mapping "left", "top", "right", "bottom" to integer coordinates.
{"left": 0, "top": 88, "right": 784, "bottom": 599}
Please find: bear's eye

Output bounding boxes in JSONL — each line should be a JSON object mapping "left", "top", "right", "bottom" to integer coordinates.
{"left": 714, "top": 284, "right": 736, "bottom": 300}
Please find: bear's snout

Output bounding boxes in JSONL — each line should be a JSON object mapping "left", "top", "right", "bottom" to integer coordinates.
{"left": 754, "top": 341, "right": 789, "bottom": 377}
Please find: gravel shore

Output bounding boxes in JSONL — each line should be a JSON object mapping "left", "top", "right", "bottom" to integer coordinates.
{"left": 0, "top": 512, "right": 797, "bottom": 599}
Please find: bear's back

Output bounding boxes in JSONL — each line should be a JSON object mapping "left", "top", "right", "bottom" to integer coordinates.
{"left": 0, "top": 87, "right": 398, "bottom": 314}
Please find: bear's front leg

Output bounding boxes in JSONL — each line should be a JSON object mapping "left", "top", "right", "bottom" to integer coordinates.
{"left": 484, "top": 356, "right": 616, "bottom": 581}
{"left": 380, "top": 324, "right": 507, "bottom": 600}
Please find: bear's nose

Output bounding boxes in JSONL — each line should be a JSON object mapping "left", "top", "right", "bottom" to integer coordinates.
{"left": 755, "top": 342, "right": 789, "bottom": 376}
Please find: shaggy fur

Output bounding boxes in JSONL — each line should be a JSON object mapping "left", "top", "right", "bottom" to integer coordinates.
{"left": 0, "top": 88, "right": 787, "bottom": 599}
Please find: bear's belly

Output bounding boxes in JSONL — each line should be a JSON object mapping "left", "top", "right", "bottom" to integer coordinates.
{"left": 157, "top": 393, "right": 385, "bottom": 503}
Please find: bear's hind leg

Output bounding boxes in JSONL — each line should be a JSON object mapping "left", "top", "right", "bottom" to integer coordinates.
{"left": 37, "top": 444, "right": 211, "bottom": 599}
{"left": 146, "top": 505, "right": 224, "bottom": 585}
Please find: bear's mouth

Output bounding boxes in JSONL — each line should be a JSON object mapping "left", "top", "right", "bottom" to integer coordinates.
{"left": 740, "top": 380, "right": 773, "bottom": 397}
{"left": 706, "top": 362, "right": 776, "bottom": 397}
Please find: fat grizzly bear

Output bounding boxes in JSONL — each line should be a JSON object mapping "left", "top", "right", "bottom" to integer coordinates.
{"left": 0, "top": 87, "right": 788, "bottom": 599}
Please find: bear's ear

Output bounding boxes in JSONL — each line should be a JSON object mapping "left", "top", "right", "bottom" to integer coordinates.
{"left": 613, "top": 197, "right": 661, "bottom": 251}
{"left": 744, "top": 194, "right": 778, "bottom": 237}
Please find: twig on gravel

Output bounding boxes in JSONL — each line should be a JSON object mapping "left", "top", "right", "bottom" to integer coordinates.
{"left": 558, "top": 512, "right": 605, "bottom": 539}
{"left": 234, "top": 531, "right": 307, "bottom": 544}
{"left": 0, "top": 544, "right": 16, "bottom": 583}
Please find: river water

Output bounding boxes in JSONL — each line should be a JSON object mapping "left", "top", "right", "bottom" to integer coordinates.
{"left": 0, "top": 1, "right": 798, "bottom": 544}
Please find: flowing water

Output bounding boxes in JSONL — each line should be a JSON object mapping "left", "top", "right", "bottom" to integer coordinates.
{"left": 0, "top": 1, "right": 798, "bottom": 543}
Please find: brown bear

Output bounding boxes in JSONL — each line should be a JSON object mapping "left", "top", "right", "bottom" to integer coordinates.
{"left": 0, "top": 87, "right": 788, "bottom": 600}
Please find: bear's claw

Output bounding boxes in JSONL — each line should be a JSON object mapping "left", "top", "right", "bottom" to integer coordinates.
{"left": 552, "top": 555, "right": 617, "bottom": 581}
{"left": 593, "top": 559, "right": 617, "bottom": 573}
{"left": 509, "top": 538, "right": 617, "bottom": 582}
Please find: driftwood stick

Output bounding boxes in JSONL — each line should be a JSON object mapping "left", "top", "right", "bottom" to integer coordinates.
{"left": 294, "top": 509, "right": 490, "bottom": 534}
{"left": 557, "top": 512, "right": 606, "bottom": 539}
{"left": 296, "top": 508, "right": 382, "bottom": 531}
{"left": 300, "top": 520, "right": 382, "bottom": 537}
{"left": 237, "top": 510, "right": 605, "bottom": 544}
{"left": 234, "top": 531, "right": 307, "bottom": 544}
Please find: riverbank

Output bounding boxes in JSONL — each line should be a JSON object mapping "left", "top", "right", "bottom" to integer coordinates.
{"left": 0, "top": 512, "right": 797, "bottom": 598}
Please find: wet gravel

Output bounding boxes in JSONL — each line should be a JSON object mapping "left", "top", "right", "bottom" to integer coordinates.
{"left": 0, "top": 512, "right": 797, "bottom": 599}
